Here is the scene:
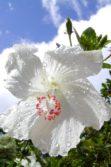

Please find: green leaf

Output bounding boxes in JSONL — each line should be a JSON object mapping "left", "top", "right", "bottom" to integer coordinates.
{"left": 79, "top": 27, "right": 97, "bottom": 50}
{"left": 0, "top": 136, "right": 17, "bottom": 160}
{"left": 81, "top": 27, "right": 96, "bottom": 40}
{"left": 97, "top": 34, "right": 102, "bottom": 42}
{"left": 74, "top": 27, "right": 111, "bottom": 50}
{"left": 102, "top": 63, "right": 111, "bottom": 69}
{"left": 98, "top": 35, "right": 108, "bottom": 48}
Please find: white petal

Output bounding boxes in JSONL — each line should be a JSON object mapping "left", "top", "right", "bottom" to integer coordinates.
{"left": 0, "top": 97, "right": 38, "bottom": 140}
{"left": 44, "top": 46, "right": 103, "bottom": 82}
{"left": 31, "top": 118, "right": 84, "bottom": 156}
{"left": 29, "top": 96, "right": 84, "bottom": 156}
{"left": 2, "top": 43, "right": 43, "bottom": 99}
{"left": 63, "top": 79, "right": 111, "bottom": 130}
{"left": 0, "top": 95, "right": 84, "bottom": 156}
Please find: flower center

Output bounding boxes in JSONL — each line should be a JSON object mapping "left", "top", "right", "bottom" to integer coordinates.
{"left": 36, "top": 95, "right": 61, "bottom": 121}
{"left": 51, "top": 81, "right": 58, "bottom": 88}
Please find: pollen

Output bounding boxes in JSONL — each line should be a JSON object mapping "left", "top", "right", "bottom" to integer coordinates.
{"left": 51, "top": 81, "right": 58, "bottom": 87}
{"left": 36, "top": 95, "right": 61, "bottom": 121}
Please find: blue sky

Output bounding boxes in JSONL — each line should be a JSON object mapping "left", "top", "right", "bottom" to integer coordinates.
{"left": 0, "top": 0, "right": 56, "bottom": 50}
{"left": 0, "top": 0, "right": 111, "bottom": 51}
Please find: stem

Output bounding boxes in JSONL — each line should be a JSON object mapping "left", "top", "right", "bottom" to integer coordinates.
{"left": 68, "top": 34, "right": 72, "bottom": 46}
{"left": 103, "top": 54, "right": 111, "bottom": 62}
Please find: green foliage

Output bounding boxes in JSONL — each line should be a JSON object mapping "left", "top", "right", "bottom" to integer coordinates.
{"left": 74, "top": 27, "right": 111, "bottom": 50}
{"left": 102, "top": 63, "right": 111, "bottom": 69}
{"left": 0, "top": 121, "right": 111, "bottom": 166}
{"left": 0, "top": 136, "right": 46, "bottom": 167}
{"left": 101, "top": 77, "right": 111, "bottom": 104}
{"left": 0, "top": 136, "right": 17, "bottom": 166}
{"left": 66, "top": 18, "right": 111, "bottom": 50}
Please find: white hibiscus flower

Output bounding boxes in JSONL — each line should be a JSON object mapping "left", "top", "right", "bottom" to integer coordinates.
{"left": 0, "top": 43, "right": 110, "bottom": 156}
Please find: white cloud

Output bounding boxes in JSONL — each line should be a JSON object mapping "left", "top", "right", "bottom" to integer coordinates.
{"left": 68, "top": 0, "right": 83, "bottom": 18}
{"left": 0, "top": 88, "right": 17, "bottom": 113}
{"left": 8, "top": 2, "right": 14, "bottom": 11}
{"left": 42, "top": 0, "right": 111, "bottom": 27}
{"left": 81, "top": 0, "right": 88, "bottom": 7}
{"left": 42, "top": 0, "right": 84, "bottom": 26}
{"left": 42, "top": 0, "right": 62, "bottom": 27}
{"left": 98, "top": 0, "right": 111, "bottom": 7}
{"left": 47, "top": 5, "right": 111, "bottom": 47}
